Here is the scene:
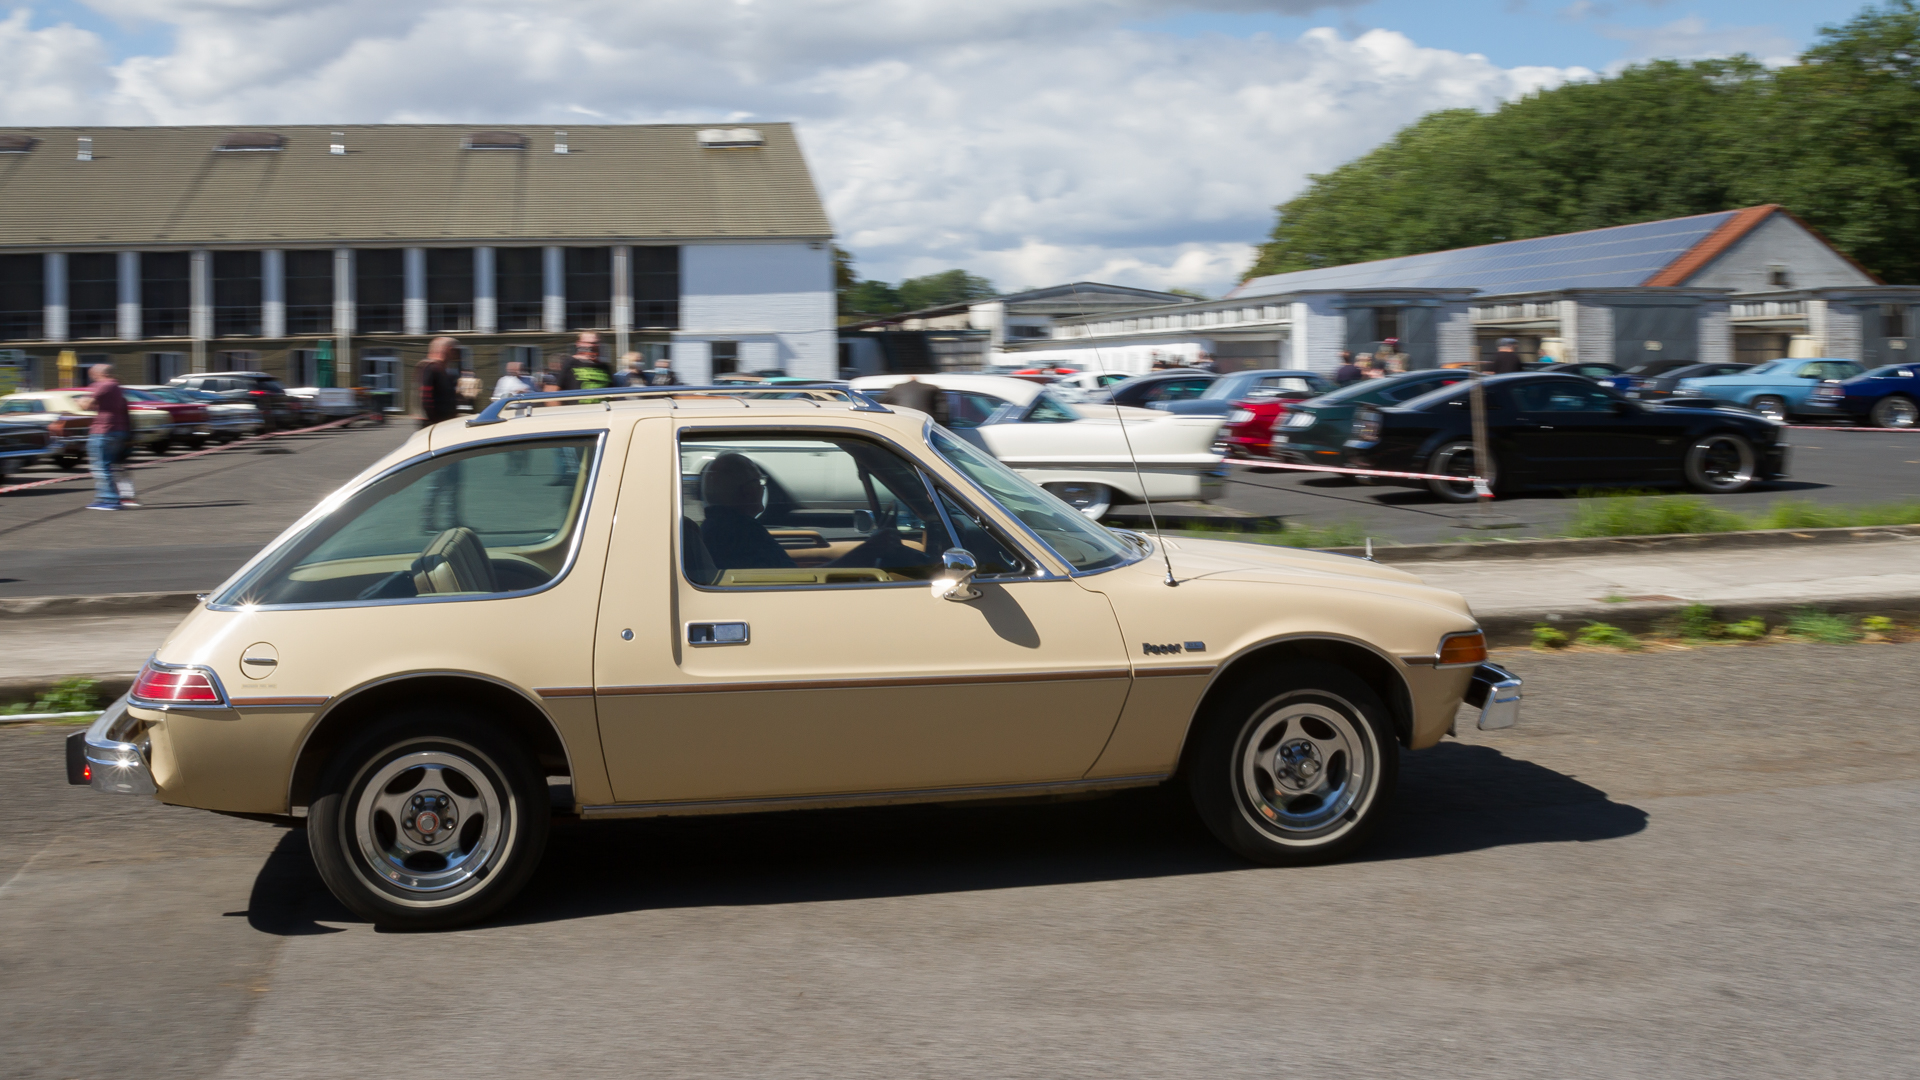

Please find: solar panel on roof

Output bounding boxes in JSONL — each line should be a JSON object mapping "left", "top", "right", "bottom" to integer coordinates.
{"left": 1234, "top": 211, "right": 1738, "bottom": 297}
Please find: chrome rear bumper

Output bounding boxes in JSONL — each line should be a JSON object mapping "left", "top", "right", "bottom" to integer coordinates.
{"left": 64, "top": 694, "right": 156, "bottom": 795}
{"left": 1465, "top": 663, "right": 1522, "bottom": 730}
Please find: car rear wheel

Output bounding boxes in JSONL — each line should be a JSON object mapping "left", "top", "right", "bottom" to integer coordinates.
{"left": 1188, "top": 662, "right": 1397, "bottom": 865}
{"left": 1043, "top": 481, "right": 1113, "bottom": 520}
{"left": 148, "top": 439, "right": 170, "bottom": 455}
{"left": 1751, "top": 395, "right": 1788, "bottom": 423}
{"left": 1684, "top": 432, "right": 1757, "bottom": 494}
{"left": 1870, "top": 394, "right": 1918, "bottom": 429}
{"left": 1425, "top": 440, "right": 1493, "bottom": 503}
{"left": 308, "top": 709, "right": 549, "bottom": 930}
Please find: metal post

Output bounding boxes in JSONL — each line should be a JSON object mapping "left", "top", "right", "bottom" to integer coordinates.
{"left": 1469, "top": 367, "right": 1493, "bottom": 507}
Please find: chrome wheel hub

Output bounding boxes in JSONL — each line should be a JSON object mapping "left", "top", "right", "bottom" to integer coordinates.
{"left": 353, "top": 749, "right": 506, "bottom": 895}
{"left": 1239, "top": 700, "right": 1374, "bottom": 836}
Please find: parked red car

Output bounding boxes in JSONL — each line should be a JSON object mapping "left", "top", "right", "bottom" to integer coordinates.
{"left": 124, "top": 386, "right": 212, "bottom": 452}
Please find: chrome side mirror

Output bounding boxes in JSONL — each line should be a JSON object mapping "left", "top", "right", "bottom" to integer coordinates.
{"left": 937, "top": 548, "right": 981, "bottom": 602}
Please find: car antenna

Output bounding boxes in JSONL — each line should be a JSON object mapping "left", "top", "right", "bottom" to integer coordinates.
{"left": 1069, "top": 284, "right": 1178, "bottom": 586}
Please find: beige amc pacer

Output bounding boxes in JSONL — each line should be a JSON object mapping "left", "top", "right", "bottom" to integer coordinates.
{"left": 72, "top": 385, "right": 1519, "bottom": 929}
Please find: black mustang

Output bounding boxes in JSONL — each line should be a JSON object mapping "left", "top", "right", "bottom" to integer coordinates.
{"left": 1344, "top": 372, "right": 1788, "bottom": 502}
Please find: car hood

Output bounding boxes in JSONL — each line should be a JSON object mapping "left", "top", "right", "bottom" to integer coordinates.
{"left": 1138, "top": 534, "right": 1472, "bottom": 617}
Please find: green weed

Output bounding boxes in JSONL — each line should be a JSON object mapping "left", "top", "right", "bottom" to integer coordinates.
{"left": 0, "top": 677, "right": 99, "bottom": 716}
{"left": 1784, "top": 607, "right": 1860, "bottom": 644}
{"left": 1677, "top": 602, "right": 1718, "bottom": 640}
{"left": 1724, "top": 617, "right": 1768, "bottom": 641}
{"left": 1862, "top": 615, "right": 1896, "bottom": 633}
{"left": 1564, "top": 492, "right": 1920, "bottom": 539}
{"left": 1532, "top": 623, "right": 1570, "bottom": 649}
{"left": 1576, "top": 622, "right": 1640, "bottom": 649}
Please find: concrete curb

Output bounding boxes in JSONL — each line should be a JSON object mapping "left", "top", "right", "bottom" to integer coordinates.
{"left": 1322, "top": 523, "right": 1920, "bottom": 563}
{"left": 1475, "top": 593, "right": 1920, "bottom": 646}
{"left": 0, "top": 592, "right": 201, "bottom": 618}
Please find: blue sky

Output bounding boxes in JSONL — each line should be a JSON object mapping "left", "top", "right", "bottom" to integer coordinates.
{"left": 0, "top": 0, "right": 1884, "bottom": 293}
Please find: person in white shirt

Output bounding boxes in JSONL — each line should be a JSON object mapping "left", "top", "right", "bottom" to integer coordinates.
{"left": 491, "top": 361, "right": 532, "bottom": 402}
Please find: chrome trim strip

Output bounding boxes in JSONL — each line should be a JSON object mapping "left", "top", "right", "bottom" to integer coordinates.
{"left": 229, "top": 696, "right": 330, "bottom": 707}
{"left": 533, "top": 686, "right": 594, "bottom": 699}
{"left": 1136, "top": 664, "right": 1215, "bottom": 678}
{"left": 580, "top": 771, "right": 1171, "bottom": 819}
{"left": 82, "top": 695, "right": 156, "bottom": 796}
{"left": 208, "top": 430, "right": 609, "bottom": 612}
{"left": 596, "top": 667, "right": 1133, "bottom": 697}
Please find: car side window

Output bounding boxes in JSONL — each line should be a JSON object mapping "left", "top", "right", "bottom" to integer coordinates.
{"left": 1515, "top": 381, "right": 1610, "bottom": 412}
{"left": 679, "top": 433, "right": 951, "bottom": 588}
{"left": 1024, "top": 393, "right": 1078, "bottom": 423}
{"left": 218, "top": 437, "right": 597, "bottom": 607}
{"left": 935, "top": 491, "right": 1027, "bottom": 576}
{"left": 942, "top": 391, "right": 1005, "bottom": 428}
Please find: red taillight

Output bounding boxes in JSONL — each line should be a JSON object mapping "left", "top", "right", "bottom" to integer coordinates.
{"left": 131, "top": 663, "right": 223, "bottom": 705}
{"left": 82, "top": 764, "right": 91, "bottom": 782}
{"left": 247, "top": 390, "right": 268, "bottom": 397}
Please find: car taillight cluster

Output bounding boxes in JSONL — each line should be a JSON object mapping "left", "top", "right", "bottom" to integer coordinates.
{"left": 131, "top": 662, "right": 224, "bottom": 705}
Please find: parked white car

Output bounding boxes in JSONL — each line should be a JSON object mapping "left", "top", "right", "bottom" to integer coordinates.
{"left": 1047, "top": 369, "right": 1137, "bottom": 401}
{"left": 851, "top": 374, "right": 1225, "bottom": 518}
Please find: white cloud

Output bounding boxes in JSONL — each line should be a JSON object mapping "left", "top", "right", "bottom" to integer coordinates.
{"left": 1599, "top": 15, "right": 1799, "bottom": 68}
{"left": 3, "top": 0, "right": 1585, "bottom": 294}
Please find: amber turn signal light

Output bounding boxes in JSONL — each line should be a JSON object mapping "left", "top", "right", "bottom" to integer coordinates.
{"left": 1437, "top": 631, "right": 1488, "bottom": 666}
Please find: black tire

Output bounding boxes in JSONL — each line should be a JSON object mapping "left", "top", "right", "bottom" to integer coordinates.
{"left": 1751, "top": 395, "right": 1788, "bottom": 423}
{"left": 1188, "top": 663, "right": 1398, "bottom": 866}
{"left": 186, "top": 436, "right": 207, "bottom": 450}
{"left": 148, "top": 439, "right": 170, "bottom": 455}
{"left": 1870, "top": 394, "right": 1919, "bottom": 429}
{"left": 55, "top": 455, "right": 81, "bottom": 471}
{"left": 1425, "top": 439, "right": 1492, "bottom": 503}
{"left": 308, "top": 709, "right": 549, "bottom": 930}
{"left": 1683, "top": 432, "right": 1757, "bottom": 494}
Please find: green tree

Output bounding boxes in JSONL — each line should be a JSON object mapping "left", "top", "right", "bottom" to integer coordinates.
{"left": 897, "top": 269, "right": 998, "bottom": 311}
{"left": 1244, "top": 2, "right": 1920, "bottom": 284}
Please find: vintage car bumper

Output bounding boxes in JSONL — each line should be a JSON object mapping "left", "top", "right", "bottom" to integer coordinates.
{"left": 64, "top": 695, "right": 157, "bottom": 796}
{"left": 1463, "top": 662, "right": 1522, "bottom": 730}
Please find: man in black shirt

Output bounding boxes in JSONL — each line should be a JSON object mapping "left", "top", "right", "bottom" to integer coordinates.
{"left": 416, "top": 338, "right": 461, "bottom": 425}
{"left": 560, "top": 333, "right": 614, "bottom": 392}
{"left": 1490, "top": 337, "right": 1525, "bottom": 375}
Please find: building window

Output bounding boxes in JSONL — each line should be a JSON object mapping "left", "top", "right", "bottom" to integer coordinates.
{"left": 632, "top": 246, "right": 678, "bottom": 329}
{"left": 1374, "top": 307, "right": 1401, "bottom": 344}
{"left": 427, "top": 249, "right": 474, "bottom": 332}
{"left": 213, "top": 250, "right": 263, "bottom": 337}
{"left": 496, "top": 248, "right": 544, "bottom": 331}
{"left": 1768, "top": 264, "right": 1791, "bottom": 289}
{"left": 141, "top": 253, "right": 190, "bottom": 338}
{"left": 147, "top": 352, "right": 188, "bottom": 383}
{"left": 362, "top": 348, "right": 401, "bottom": 399}
{"left": 1881, "top": 304, "right": 1909, "bottom": 339}
{"left": 285, "top": 250, "right": 334, "bottom": 336}
{"left": 218, "top": 350, "right": 262, "bottom": 371}
{"left": 564, "top": 247, "right": 611, "bottom": 330}
{"left": 355, "top": 250, "right": 404, "bottom": 333}
{"left": 67, "top": 253, "right": 118, "bottom": 339}
{"left": 711, "top": 340, "right": 739, "bottom": 376}
{"left": 0, "top": 254, "right": 43, "bottom": 341}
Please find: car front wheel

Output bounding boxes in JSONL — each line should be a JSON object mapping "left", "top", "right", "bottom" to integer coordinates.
{"left": 308, "top": 710, "right": 549, "bottom": 930}
{"left": 1684, "top": 432, "right": 1757, "bottom": 494}
{"left": 1751, "top": 395, "right": 1788, "bottom": 423}
{"left": 1043, "top": 481, "right": 1113, "bottom": 519}
{"left": 1871, "top": 394, "right": 1918, "bottom": 429}
{"left": 1188, "top": 663, "right": 1397, "bottom": 866}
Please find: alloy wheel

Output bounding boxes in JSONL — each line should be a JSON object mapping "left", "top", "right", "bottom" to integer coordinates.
{"left": 351, "top": 748, "right": 509, "bottom": 900}
{"left": 1236, "top": 698, "right": 1377, "bottom": 839}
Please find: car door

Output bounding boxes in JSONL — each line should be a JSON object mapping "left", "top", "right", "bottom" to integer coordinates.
{"left": 1510, "top": 379, "right": 1643, "bottom": 480}
{"left": 592, "top": 418, "right": 1133, "bottom": 806}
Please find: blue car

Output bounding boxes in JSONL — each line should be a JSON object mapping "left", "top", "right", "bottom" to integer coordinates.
{"left": 1672, "top": 358, "right": 1865, "bottom": 422}
{"left": 1808, "top": 362, "right": 1920, "bottom": 428}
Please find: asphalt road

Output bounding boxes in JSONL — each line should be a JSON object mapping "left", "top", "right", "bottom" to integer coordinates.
{"left": 3, "top": 643, "right": 1917, "bottom": 1079}
{"left": 3, "top": 420, "right": 1918, "bottom": 595}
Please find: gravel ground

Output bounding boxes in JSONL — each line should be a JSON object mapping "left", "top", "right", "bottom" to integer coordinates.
{"left": 3, "top": 642, "right": 1917, "bottom": 1079}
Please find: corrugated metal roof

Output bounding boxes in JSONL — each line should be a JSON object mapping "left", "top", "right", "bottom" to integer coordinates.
{"left": 1232, "top": 210, "right": 1743, "bottom": 298}
{"left": 0, "top": 124, "right": 831, "bottom": 249}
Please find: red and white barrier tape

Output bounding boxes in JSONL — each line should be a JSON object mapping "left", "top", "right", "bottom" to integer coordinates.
{"left": 1220, "top": 457, "right": 1484, "bottom": 484}
{"left": 0, "top": 412, "right": 372, "bottom": 495}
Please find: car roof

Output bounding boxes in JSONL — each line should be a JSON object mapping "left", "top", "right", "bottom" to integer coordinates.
{"left": 849, "top": 373, "right": 1044, "bottom": 406}
{"left": 432, "top": 388, "right": 944, "bottom": 454}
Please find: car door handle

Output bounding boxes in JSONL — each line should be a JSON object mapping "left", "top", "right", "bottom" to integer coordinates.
{"left": 687, "top": 621, "right": 749, "bottom": 645}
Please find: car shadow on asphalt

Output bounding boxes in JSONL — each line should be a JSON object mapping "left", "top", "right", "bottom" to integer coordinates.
{"left": 240, "top": 742, "right": 1646, "bottom": 934}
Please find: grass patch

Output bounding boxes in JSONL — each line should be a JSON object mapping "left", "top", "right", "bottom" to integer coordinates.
{"left": 1531, "top": 624, "right": 1570, "bottom": 649}
{"left": 0, "top": 676, "right": 100, "bottom": 716}
{"left": 1784, "top": 607, "right": 1860, "bottom": 644}
{"left": 1576, "top": 622, "right": 1640, "bottom": 649}
{"left": 1564, "top": 492, "right": 1920, "bottom": 539}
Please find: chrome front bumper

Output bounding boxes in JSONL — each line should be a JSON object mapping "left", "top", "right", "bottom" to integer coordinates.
{"left": 1464, "top": 663, "right": 1522, "bottom": 730}
{"left": 64, "top": 694, "right": 156, "bottom": 796}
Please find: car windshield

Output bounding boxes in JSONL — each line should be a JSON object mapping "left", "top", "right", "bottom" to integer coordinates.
{"left": 928, "top": 427, "right": 1136, "bottom": 573}
{"left": 122, "top": 389, "right": 166, "bottom": 403}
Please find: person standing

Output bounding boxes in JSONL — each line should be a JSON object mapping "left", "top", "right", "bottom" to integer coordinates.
{"left": 1376, "top": 337, "right": 1409, "bottom": 374}
{"left": 455, "top": 364, "right": 481, "bottom": 413}
{"left": 492, "top": 360, "right": 531, "bottom": 402}
{"left": 615, "top": 352, "right": 645, "bottom": 388}
{"left": 416, "top": 338, "right": 461, "bottom": 426}
{"left": 1491, "top": 337, "right": 1524, "bottom": 375}
{"left": 560, "top": 335, "right": 614, "bottom": 392}
{"left": 648, "top": 355, "right": 680, "bottom": 387}
{"left": 1333, "top": 350, "right": 1362, "bottom": 386}
{"left": 79, "top": 363, "right": 135, "bottom": 510}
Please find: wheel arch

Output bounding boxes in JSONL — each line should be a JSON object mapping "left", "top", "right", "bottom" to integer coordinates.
{"left": 287, "top": 672, "right": 572, "bottom": 809}
{"left": 1172, "top": 633, "right": 1416, "bottom": 779}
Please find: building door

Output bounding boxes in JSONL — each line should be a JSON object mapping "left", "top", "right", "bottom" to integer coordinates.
{"left": 1612, "top": 305, "right": 1697, "bottom": 369}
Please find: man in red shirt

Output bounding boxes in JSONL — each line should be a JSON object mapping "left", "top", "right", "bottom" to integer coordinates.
{"left": 78, "top": 363, "right": 136, "bottom": 510}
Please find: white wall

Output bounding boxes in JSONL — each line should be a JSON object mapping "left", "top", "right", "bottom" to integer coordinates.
{"left": 677, "top": 241, "right": 836, "bottom": 379}
{"left": 1691, "top": 214, "right": 1877, "bottom": 292}
{"left": 1288, "top": 296, "right": 1344, "bottom": 373}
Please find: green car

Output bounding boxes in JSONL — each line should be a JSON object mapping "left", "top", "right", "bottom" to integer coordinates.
{"left": 1269, "top": 370, "right": 1472, "bottom": 466}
